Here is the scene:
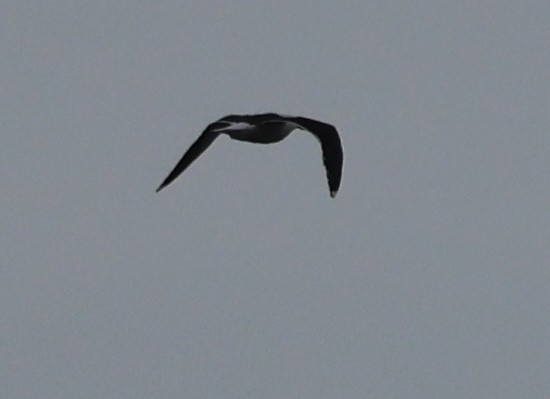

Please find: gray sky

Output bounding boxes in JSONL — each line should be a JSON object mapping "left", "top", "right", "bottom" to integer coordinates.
{"left": 2, "top": 1, "right": 549, "bottom": 398}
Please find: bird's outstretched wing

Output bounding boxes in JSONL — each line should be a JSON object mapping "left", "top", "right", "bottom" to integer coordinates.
{"left": 288, "top": 116, "right": 343, "bottom": 197}
{"left": 156, "top": 127, "right": 219, "bottom": 192}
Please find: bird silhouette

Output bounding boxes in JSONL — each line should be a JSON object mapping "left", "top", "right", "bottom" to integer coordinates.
{"left": 156, "top": 113, "right": 343, "bottom": 197}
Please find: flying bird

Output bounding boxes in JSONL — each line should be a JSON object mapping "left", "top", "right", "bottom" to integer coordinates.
{"left": 156, "top": 113, "right": 343, "bottom": 197}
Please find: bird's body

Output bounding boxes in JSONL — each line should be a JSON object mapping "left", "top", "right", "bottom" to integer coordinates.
{"left": 156, "top": 113, "right": 343, "bottom": 197}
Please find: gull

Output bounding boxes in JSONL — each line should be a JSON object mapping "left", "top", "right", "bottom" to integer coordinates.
{"left": 156, "top": 113, "right": 343, "bottom": 197}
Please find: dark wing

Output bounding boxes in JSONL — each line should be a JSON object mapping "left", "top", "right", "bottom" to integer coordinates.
{"left": 289, "top": 117, "right": 343, "bottom": 197}
{"left": 156, "top": 127, "right": 220, "bottom": 192}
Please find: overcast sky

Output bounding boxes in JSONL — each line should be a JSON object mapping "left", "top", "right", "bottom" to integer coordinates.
{"left": 2, "top": 1, "right": 549, "bottom": 398}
